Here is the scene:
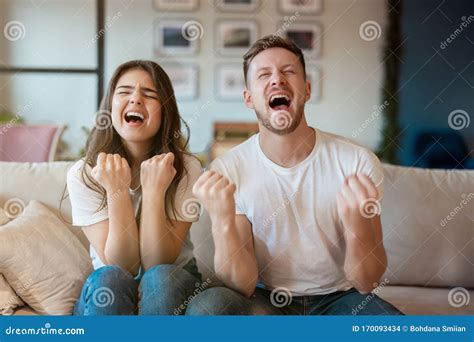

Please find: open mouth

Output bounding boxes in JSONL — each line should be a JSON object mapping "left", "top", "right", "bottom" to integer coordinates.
{"left": 269, "top": 94, "right": 291, "bottom": 111}
{"left": 124, "top": 111, "right": 145, "bottom": 124}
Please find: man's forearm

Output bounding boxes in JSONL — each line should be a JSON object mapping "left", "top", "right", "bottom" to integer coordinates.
{"left": 213, "top": 218, "right": 258, "bottom": 297}
{"left": 105, "top": 191, "right": 140, "bottom": 275}
{"left": 140, "top": 193, "right": 179, "bottom": 269}
{"left": 344, "top": 224, "right": 387, "bottom": 293}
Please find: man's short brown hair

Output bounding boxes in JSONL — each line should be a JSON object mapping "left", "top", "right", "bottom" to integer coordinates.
{"left": 243, "top": 35, "right": 306, "bottom": 84}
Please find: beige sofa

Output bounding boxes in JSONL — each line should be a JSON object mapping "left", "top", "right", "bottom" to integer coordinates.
{"left": 0, "top": 161, "right": 472, "bottom": 315}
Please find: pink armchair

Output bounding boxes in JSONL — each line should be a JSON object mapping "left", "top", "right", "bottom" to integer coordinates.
{"left": 0, "top": 124, "right": 65, "bottom": 162}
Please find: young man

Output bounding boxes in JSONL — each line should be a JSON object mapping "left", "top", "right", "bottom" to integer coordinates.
{"left": 187, "top": 36, "right": 402, "bottom": 315}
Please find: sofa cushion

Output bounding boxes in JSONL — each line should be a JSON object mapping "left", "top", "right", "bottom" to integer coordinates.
{"left": 0, "top": 208, "right": 10, "bottom": 225}
{"left": 0, "top": 274, "right": 24, "bottom": 315}
{"left": 377, "top": 285, "right": 473, "bottom": 315}
{"left": 0, "top": 200, "right": 92, "bottom": 315}
{"left": 0, "top": 207, "right": 24, "bottom": 315}
{"left": 381, "top": 164, "right": 474, "bottom": 287}
{"left": 0, "top": 161, "right": 88, "bottom": 249}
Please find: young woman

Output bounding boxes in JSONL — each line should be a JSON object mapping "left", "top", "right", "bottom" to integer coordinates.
{"left": 67, "top": 60, "right": 202, "bottom": 315}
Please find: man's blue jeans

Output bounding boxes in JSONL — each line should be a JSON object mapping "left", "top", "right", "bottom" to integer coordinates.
{"left": 74, "top": 259, "right": 201, "bottom": 315}
{"left": 186, "top": 286, "right": 403, "bottom": 315}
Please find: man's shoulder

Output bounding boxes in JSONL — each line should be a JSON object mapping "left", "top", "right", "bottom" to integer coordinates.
{"left": 318, "top": 129, "right": 378, "bottom": 159}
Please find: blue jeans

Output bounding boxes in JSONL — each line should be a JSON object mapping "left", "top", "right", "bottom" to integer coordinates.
{"left": 186, "top": 286, "right": 403, "bottom": 315}
{"left": 74, "top": 258, "right": 201, "bottom": 315}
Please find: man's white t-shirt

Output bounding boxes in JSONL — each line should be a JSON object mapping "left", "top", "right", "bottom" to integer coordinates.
{"left": 66, "top": 154, "right": 202, "bottom": 270}
{"left": 211, "top": 128, "right": 384, "bottom": 296}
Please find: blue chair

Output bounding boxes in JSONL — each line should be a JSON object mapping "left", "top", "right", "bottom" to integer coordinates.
{"left": 413, "top": 131, "right": 473, "bottom": 169}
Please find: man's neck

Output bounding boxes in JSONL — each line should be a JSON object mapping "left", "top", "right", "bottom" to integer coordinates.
{"left": 259, "top": 118, "right": 316, "bottom": 168}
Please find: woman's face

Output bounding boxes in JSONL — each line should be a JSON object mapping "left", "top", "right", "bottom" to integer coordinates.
{"left": 111, "top": 68, "right": 162, "bottom": 146}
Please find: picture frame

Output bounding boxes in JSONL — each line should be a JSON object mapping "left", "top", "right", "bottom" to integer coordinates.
{"left": 305, "top": 64, "right": 321, "bottom": 103}
{"left": 278, "top": 0, "right": 323, "bottom": 15}
{"left": 215, "top": 64, "right": 246, "bottom": 101}
{"left": 215, "top": 0, "right": 260, "bottom": 12}
{"left": 154, "top": 19, "right": 199, "bottom": 56}
{"left": 161, "top": 63, "right": 199, "bottom": 101}
{"left": 281, "top": 21, "right": 322, "bottom": 59}
{"left": 215, "top": 20, "right": 259, "bottom": 57}
{"left": 153, "top": 0, "right": 198, "bottom": 12}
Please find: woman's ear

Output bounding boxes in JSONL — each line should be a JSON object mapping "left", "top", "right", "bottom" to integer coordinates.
{"left": 243, "top": 87, "right": 254, "bottom": 109}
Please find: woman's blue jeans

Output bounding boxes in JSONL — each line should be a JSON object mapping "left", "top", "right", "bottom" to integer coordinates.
{"left": 74, "top": 259, "right": 201, "bottom": 315}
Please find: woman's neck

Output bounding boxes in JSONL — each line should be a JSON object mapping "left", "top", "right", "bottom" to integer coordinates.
{"left": 122, "top": 140, "right": 152, "bottom": 189}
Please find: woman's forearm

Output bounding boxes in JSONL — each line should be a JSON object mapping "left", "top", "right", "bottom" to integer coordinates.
{"left": 104, "top": 190, "right": 140, "bottom": 275}
{"left": 139, "top": 192, "right": 179, "bottom": 269}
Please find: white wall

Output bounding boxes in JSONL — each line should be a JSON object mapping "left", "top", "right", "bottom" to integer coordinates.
{"left": 105, "top": 0, "right": 387, "bottom": 153}
{"left": 1, "top": 0, "right": 387, "bottom": 157}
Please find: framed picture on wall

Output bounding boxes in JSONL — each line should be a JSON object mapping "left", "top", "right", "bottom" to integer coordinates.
{"left": 215, "top": 20, "right": 259, "bottom": 56}
{"left": 281, "top": 22, "right": 322, "bottom": 59}
{"left": 215, "top": 0, "right": 260, "bottom": 12}
{"left": 154, "top": 19, "right": 199, "bottom": 56}
{"left": 215, "top": 64, "right": 246, "bottom": 101}
{"left": 278, "top": 0, "right": 323, "bottom": 15}
{"left": 153, "top": 0, "right": 198, "bottom": 11}
{"left": 161, "top": 63, "right": 199, "bottom": 101}
{"left": 305, "top": 64, "right": 321, "bottom": 102}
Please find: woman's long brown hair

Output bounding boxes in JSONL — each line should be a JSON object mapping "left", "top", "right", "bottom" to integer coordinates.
{"left": 80, "top": 60, "right": 193, "bottom": 220}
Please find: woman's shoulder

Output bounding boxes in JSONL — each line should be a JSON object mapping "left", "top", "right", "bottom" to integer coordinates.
{"left": 67, "top": 158, "right": 84, "bottom": 175}
{"left": 66, "top": 158, "right": 92, "bottom": 183}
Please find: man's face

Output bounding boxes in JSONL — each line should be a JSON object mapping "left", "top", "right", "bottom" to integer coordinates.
{"left": 244, "top": 47, "right": 311, "bottom": 135}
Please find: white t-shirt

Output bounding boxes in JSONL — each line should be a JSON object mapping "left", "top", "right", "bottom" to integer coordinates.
{"left": 211, "top": 128, "right": 384, "bottom": 296}
{"left": 67, "top": 154, "right": 202, "bottom": 270}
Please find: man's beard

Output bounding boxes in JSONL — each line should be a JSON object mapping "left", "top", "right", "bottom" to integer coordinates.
{"left": 256, "top": 108, "right": 304, "bottom": 135}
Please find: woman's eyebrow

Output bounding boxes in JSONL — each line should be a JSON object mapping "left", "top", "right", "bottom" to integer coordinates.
{"left": 116, "top": 85, "right": 158, "bottom": 94}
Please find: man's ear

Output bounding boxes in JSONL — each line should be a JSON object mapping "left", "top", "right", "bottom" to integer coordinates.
{"left": 243, "top": 87, "right": 254, "bottom": 109}
{"left": 305, "top": 79, "right": 311, "bottom": 102}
